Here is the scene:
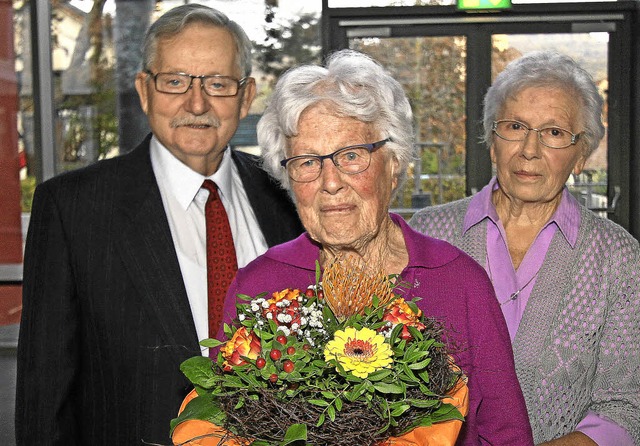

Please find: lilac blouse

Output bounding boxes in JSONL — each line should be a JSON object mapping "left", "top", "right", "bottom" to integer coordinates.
{"left": 465, "top": 177, "right": 633, "bottom": 445}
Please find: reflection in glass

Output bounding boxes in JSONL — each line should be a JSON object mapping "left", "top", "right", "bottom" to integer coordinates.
{"left": 350, "top": 36, "right": 467, "bottom": 211}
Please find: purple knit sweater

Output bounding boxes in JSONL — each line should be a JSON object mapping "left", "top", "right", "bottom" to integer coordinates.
{"left": 220, "top": 214, "right": 534, "bottom": 446}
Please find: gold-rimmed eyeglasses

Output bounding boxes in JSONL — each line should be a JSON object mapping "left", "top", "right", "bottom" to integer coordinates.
{"left": 492, "top": 119, "right": 582, "bottom": 149}
{"left": 280, "top": 138, "right": 391, "bottom": 183}
{"left": 144, "top": 70, "right": 248, "bottom": 97}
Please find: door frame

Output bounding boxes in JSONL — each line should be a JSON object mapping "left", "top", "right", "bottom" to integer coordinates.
{"left": 322, "top": 1, "right": 639, "bottom": 236}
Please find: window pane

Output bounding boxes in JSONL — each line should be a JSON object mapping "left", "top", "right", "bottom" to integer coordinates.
{"left": 329, "top": 0, "right": 456, "bottom": 6}
{"left": 350, "top": 36, "right": 467, "bottom": 212}
{"left": 52, "top": 2, "right": 119, "bottom": 174}
{"left": 2, "top": 0, "right": 25, "bottom": 274}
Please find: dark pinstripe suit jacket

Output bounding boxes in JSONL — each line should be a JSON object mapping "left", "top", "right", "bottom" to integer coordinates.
{"left": 15, "top": 134, "right": 303, "bottom": 445}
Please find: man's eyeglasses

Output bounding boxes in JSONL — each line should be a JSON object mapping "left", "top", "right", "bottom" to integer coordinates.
{"left": 144, "top": 70, "right": 248, "bottom": 97}
{"left": 280, "top": 138, "right": 391, "bottom": 183}
{"left": 492, "top": 119, "right": 581, "bottom": 149}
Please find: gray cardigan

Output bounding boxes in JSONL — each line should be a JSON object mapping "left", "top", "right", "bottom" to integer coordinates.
{"left": 409, "top": 197, "right": 640, "bottom": 444}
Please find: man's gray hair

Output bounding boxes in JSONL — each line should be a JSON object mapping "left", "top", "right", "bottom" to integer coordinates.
{"left": 141, "top": 4, "right": 253, "bottom": 78}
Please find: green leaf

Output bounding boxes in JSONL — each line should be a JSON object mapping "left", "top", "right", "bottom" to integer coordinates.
{"left": 233, "top": 397, "right": 245, "bottom": 410}
{"left": 169, "top": 394, "right": 224, "bottom": 435}
{"left": 315, "top": 260, "right": 322, "bottom": 285}
{"left": 316, "top": 413, "right": 326, "bottom": 427}
{"left": 179, "top": 356, "right": 216, "bottom": 388}
{"left": 308, "top": 399, "right": 330, "bottom": 407}
{"left": 430, "top": 403, "right": 465, "bottom": 422}
{"left": 199, "top": 338, "right": 224, "bottom": 348}
{"left": 335, "top": 396, "right": 343, "bottom": 411}
{"left": 366, "top": 368, "right": 393, "bottom": 381}
{"left": 236, "top": 293, "right": 254, "bottom": 302}
{"left": 373, "top": 381, "right": 405, "bottom": 394}
{"left": 417, "top": 370, "right": 431, "bottom": 383}
{"left": 235, "top": 369, "right": 261, "bottom": 387}
{"left": 282, "top": 423, "right": 308, "bottom": 445}
{"left": 409, "top": 399, "right": 440, "bottom": 409}
{"left": 322, "top": 305, "right": 338, "bottom": 326}
{"left": 345, "top": 373, "right": 363, "bottom": 383}
{"left": 402, "top": 349, "right": 429, "bottom": 364}
{"left": 408, "top": 357, "right": 432, "bottom": 370}
{"left": 327, "top": 404, "right": 336, "bottom": 421}
{"left": 399, "top": 363, "right": 419, "bottom": 382}
{"left": 346, "top": 382, "right": 367, "bottom": 401}
{"left": 390, "top": 403, "right": 410, "bottom": 417}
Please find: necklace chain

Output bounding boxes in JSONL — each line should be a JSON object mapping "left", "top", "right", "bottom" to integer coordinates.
{"left": 486, "top": 254, "right": 540, "bottom": 306}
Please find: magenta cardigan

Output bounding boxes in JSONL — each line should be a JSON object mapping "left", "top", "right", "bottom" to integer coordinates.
{"left": 220, "top": 214, "right": 534, "bottom": 445}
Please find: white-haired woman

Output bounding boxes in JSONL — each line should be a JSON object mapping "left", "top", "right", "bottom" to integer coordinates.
{"left": 411, "top": 51, "right": 640, "bottom": 445}
{"left": 219, "top": 49, "right": 534, "bottom": 445}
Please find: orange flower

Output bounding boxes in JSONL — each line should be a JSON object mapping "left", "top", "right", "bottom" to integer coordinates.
{"left": 221, "top": 327, "right": 261, "bottom": 371}
{"left": 270, "top": 288, "right": 301, "bottom": 303}
{"left": 383, "top": 298, "right": 426, "bottom": 341}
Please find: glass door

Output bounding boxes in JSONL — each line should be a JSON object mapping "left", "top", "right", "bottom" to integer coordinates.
{"left": 325, "top": 2, "right": 636, "bottom": 233}
{"left": 350, "top": 36, "right": 467, "bottom": 212}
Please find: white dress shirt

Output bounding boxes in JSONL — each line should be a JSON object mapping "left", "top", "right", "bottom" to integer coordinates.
{"left": 150, "top": 136, "right": 268, "bottom": 351}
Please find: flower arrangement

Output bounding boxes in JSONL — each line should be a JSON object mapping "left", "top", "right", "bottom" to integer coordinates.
{"left": 171, "top": 257, "right": 465, "bottom": 446}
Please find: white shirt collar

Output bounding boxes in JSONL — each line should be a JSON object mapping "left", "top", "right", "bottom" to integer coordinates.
{"left": 150, "top": 136, "right": 234, "bottom": 210}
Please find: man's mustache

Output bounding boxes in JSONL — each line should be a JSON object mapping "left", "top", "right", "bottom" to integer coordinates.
{"left": 170, "top": 116, "right": 221, "bottom": 128}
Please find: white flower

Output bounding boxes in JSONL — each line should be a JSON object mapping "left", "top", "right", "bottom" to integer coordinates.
{"left": 266, "top": 313, "right": 273, "bottom": 320}
{"left": 238, "top": 314, "right": 246, "bottom": 321}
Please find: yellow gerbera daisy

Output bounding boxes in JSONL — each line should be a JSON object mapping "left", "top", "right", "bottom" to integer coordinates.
{"left": 324, "top": 326, "right": 393, "bottom": 378}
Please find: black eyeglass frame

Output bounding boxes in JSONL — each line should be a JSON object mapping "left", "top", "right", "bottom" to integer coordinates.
{"left": 144, "top": 69, "right": 248, "bottom": 97}
{"left": 280, "top": 138, "right": 391, "bottom": 183}
{"left": 492, "top": 119, "right": 581, "bottom": 149}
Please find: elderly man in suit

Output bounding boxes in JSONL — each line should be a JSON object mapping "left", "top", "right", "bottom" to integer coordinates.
{"left": 15, "top": 4, "right": 303, "bottom": 445}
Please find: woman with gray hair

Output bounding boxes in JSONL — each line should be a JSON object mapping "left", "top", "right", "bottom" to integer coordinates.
{"left": 220, "top": 49, "right": 534, "bottom": 444}
{"left": 411, "top": 51, "right": 639, "bottom": 445}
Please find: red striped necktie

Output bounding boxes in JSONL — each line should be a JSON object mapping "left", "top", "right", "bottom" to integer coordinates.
{"left": 201, "top": 179, "right": 238, "bottom": 340}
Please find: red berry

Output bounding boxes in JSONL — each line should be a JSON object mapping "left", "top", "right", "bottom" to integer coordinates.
{"left": 286, "top": 346, "right": 296, "bottom": 355}
{"left": 256, "top": 357, "right": 266, "bottom": 369}
{"left": 270, "top": 349, "right": 282, "bottom": 360}
{"left": 304, "top": 289, "right": 315, "bottom": 297}
{"left": 276, "top": 335, "right": 287, "bottom": 345}
{"left": 302, "top": 344, "right": 311, "bottom": 351}
{"left": 317, "top": 290, "right": 324, "bottom": 299}
{"left": 269, "top": 373, "right": 278, "bottom": 383}
{"left": 283, "top": 360, "right": 294, "bottom": 373}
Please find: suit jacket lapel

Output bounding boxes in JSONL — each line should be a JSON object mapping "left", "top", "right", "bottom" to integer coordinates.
{"left": 112, "top": 136, "right": 200, "bottom": 356}
{"left": 232, "top": 149, "right": 303, "bottom": 247}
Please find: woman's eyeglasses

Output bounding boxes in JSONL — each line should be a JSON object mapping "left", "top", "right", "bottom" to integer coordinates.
{"left": 492, "top": 119, "right": 581, "bottom": 149}
{"left": 280, "top": 138, "right": 391, "bottom": 183}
